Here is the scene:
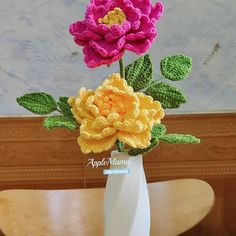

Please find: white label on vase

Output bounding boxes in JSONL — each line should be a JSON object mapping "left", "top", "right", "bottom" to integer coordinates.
{"left": 103, "top": 169, "right": 131, "bottom": 175}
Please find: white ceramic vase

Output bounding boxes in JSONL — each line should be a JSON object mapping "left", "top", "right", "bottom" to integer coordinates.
{"left": 103, "top": 150, "right": 150, "bottom": 236}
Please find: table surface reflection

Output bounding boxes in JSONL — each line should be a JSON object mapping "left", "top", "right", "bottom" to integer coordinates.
{"left": 0, "top": 179, "right": 214, "bottom": 236}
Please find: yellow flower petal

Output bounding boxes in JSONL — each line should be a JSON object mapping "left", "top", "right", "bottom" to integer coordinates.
{"left": 102, "top": 73, "right": 133, "bottom": 94}
{"left": 68, "top": 97, "right": 83, "bottom": 123}
{"left": 137, "top": 93, "right": 164, "bottom": 123}
{"left": 93, "top": 116, "right": 111, "bottom": 129}
{"left": 136, "top": 110, "right": 149, "bottom": 125}
{"left": 86, "top": 96, "right": 100, "bottom": 117}
{"left": 68, "top": 88, "right": 95, "bottom": 124}
{"left": 113, "top": 119, "right": 145, "bottom": 133}
{"left": 107, "top": 112, "right": 121, "bottom": 124}
{"left": 154, "top": 108, "right": 165, "bottom": 122}
{"left": 118, "top": 127, "right": 152, "bottom": 149}
{"left": 80, "top": 119, "right": 117, "bottom": 140}
{"left": 137, "top": 93, "right": 161, "bottom": 111}
{"left": 69, "top": 73, "right": 164, "bottom": 153}
{"left": 78, "top": 133, "right": 118, "bottom": 154}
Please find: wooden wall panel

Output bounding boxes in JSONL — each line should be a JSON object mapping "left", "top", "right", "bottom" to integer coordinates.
{"left": 1, "top": 113, "right": 236, "bottom": 235}
{"left": 181, "top": 177, "right": 236, "bottom": 235}
{"left": 0, "top": 113, "right": 236, "bottom": 189}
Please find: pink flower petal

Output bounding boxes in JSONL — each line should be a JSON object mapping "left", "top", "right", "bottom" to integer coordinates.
{"left": 121, "top": 4, "right": 142, "bottom": 30}
{"left": 139, "top": 15, "right": 155, "bottom": 31}
{"left": 131, "top": 20, "right": 141, "bottom": 30}
{"left": 69, "top": 20, "right": 86, "bottom": 36}
{"left": 77, "top": 30, "right": 103, "bottom": 40}
{"left": 74, "top": 30, "right": 103, "bottom": 46}
{"left": 112, "top": 0, "right": 132, "bottom": 9}
{"left": 86, "top": 19, "right": 110, "bottom": 35}
{"left": 139, "top": 15, "right": 157, "bottom": 39}
{"left": 123, "top": 4, "right": 141, "bottom": 22}
{"left": 126, "top": 15, "right": 157, "bottom": 41}
{"left": 86, "top": 1, "right": 111, "bottom": 21}
{"left": 89, "top": 36, "right": 126, "bottom": 57}
{"left": 130, "top": 0, "right": 152, "bottom": 15}
{"left": 69, "top": 0, "right": 164, "bottom": 67}
{"left": 74, "top": 38, "right": 88, "bottom": 47}
{"left": 149, "top": 1, "right": 164, "bottom": 21}
{"left": 124, "top": 39, "right": 151, "bottom": 54}
{"left": 83, "top": 46, "right": 124, "bottom": 68}
{"left": 126, "top": 32, "right": 146, "bottom": 41}
{"left": 93, "top": 0, "right": 111, "bottom": 7}
{"left": 69, "top": 20, "right": 103, "bottom": 46}
{"left": 105, "top": 21, "right": 131, "bottom": 41}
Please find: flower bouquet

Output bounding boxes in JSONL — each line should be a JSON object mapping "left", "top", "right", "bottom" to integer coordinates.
{"left": 17, "top": 0, "right": 200, "bottom": 235}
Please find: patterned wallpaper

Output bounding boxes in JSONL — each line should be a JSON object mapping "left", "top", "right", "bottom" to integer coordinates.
{"left": 0, "top": 0, "right": 236, "bottom": 115}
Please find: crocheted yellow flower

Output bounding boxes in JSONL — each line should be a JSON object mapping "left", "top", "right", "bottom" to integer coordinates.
{"left": 68, "top": 73, "right": 164, "bottom": 154}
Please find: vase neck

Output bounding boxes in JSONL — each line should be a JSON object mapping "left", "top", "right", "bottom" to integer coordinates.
{"left": 111, "top": 150, "right": 142, "bottom": 159}
{"left": 110, "top": 150, "right": 143, "bottom": 169}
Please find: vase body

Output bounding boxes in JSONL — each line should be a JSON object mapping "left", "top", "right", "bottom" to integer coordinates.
{"left": 103, "top": 150, "right": 150, "bottom": 236}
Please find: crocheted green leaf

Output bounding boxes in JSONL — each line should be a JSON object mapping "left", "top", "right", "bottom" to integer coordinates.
{"left": 151, "top": 124, "right": 166, "bottom": 138}
{"left": 57, "top": 97, "right": 73, "bottom": 117}
{"left": 17, "top": 93, "right": 57, "bottom": 115}
{"left": 159, "top": 134, "right": 200, "bottom": 144}
{"left": 128, "top": 138, "right": 159, "bottom": 156}
{"left": 160, "top": 54, "right": 192, "bottom": 81}
{"left": 145, "top": 82, "right": 187, "bottom": 109}
{"left": 43, "top": 116, "right": 78, "bottom": 130}
{"left": 125, "top": 54, "right": 153, "bottom": 92}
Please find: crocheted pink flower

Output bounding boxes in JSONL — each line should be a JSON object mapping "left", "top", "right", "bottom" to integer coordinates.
{"left": 69, "top": 0, "right": 164, "bottom": 68}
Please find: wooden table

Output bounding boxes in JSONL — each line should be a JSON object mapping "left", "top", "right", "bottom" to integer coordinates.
{"left": 0, "top": 179, "right": 214, "bottom": 236}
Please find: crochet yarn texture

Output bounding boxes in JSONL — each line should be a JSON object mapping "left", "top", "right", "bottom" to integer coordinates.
{"left": 69, "top": 0, "right": 164, "bottom": 68}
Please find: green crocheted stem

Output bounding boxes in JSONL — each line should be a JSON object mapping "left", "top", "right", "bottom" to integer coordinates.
{"left": 160, "top": 54, "right": 192, "bottom": 81}
{"left": 119, "top": 58, "right": 125, "bottom": 79}
{"left": 125, "top": 54, "right": 153, "bottom": 92}
{"left": 116, "top": 140, "right": 125, "bottom": 152}
{"left": 128, "top": 138, "right": 159, "bottom": 156}
{"left": 159, "top": 134, "right": 200, "bottom": 144}
{"left": 116, "top": 58, "right": 125, "bottom": 152}
{"left": 43, "top": 116, "right": 78, "bottom": 130}
{"left": 16, "top": 92, "right": 57, "bottom": 115}
{"left": 145, "top": 82, "right": 187, "bottom": 109}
